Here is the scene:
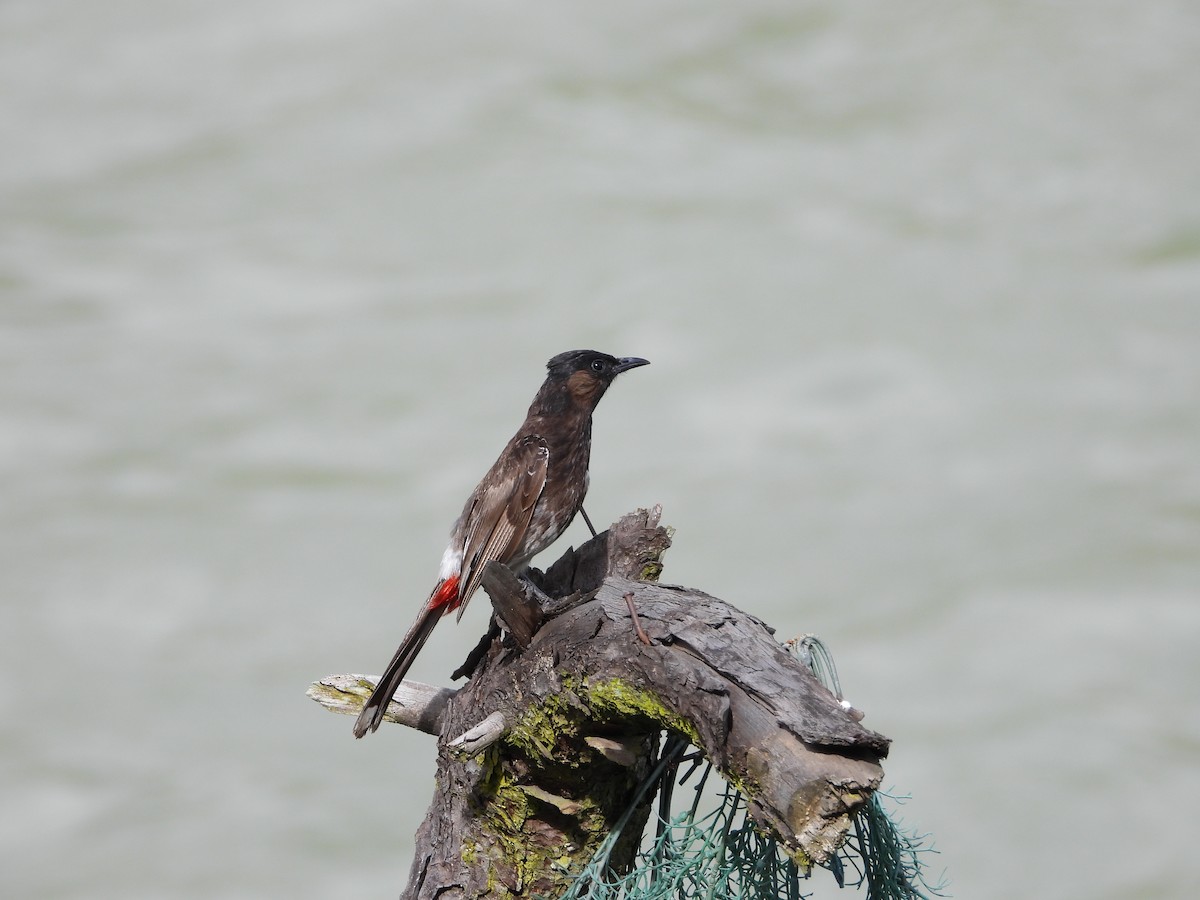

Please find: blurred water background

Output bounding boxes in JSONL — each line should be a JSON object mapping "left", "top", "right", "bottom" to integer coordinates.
{"left": 3, "top": 1, "right": 1199, "bottom": 897}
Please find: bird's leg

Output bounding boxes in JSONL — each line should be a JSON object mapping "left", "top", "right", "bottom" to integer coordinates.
{"left": 624, "top": 590, "right": 651, "bottom": 645}
{"left": 579, "top": 506, "right": 598, "bottom": 538}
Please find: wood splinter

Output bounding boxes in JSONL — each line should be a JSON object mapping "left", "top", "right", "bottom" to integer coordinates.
{"left": 448, "top": 711, "right": 507, "bottom": 755}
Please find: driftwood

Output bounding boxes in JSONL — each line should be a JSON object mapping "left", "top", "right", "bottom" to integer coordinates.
{"left": 309, "top": 507, "right": 889, "bottom": 898}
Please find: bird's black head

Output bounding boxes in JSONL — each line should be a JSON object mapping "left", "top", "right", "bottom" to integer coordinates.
{"left": 542, "top": 350, "right": 649, "bottom": 412}
{"left": 546, "top": 350, "right": 650, "bottom": 380}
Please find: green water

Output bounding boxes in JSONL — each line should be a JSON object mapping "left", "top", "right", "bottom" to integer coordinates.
{"left": 3, "top": 2, "right": 1198, "bottom": 897}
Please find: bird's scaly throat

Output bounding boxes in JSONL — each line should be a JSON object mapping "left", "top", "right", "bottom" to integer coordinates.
{"left": 526, "top": 408, "right": 593, "bottom": 494}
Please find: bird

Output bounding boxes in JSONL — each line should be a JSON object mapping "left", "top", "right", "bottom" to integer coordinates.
{"left": 353, "top": 349, "right": 650, "bottom": 738}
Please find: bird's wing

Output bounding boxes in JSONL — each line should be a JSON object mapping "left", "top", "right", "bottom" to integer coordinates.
{"left": 455, "top": 435, "right": 549, "bottom": 619}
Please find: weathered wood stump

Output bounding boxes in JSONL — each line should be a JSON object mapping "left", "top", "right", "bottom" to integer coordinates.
{"left": 309, "top": 507, "right": 889, "bottom": 898}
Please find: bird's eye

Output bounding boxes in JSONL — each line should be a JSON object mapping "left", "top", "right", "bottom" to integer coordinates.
{"left": 590, "top": 359, "right": 606, "bottom": 373}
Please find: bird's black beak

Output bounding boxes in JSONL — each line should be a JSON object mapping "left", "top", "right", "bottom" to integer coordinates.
{"left": 613, "top": 357, "right": 650, "bottom": 374}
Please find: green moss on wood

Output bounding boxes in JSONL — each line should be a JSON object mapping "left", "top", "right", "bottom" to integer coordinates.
{"left": 463, "top": 675, "right": 676, "bottom": 893}
{"left": 504, "top": 692, "right": 579, "bottom": 760}
{"left": 581, "top": 676, "right": 700, "bottom": 745}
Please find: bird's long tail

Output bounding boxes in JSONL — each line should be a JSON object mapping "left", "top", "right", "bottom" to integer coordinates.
{"left": 352, "top": 576, "right": 459, "bottom": 738}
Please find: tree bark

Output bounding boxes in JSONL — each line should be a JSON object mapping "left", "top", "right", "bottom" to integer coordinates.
{"left": 310, "top": 507, "right": 889, "bottom": 898}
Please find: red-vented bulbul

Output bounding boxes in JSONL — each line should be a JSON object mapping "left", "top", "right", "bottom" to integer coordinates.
{"left": 353, "top": 349, "right": 649, "bottom": 738}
